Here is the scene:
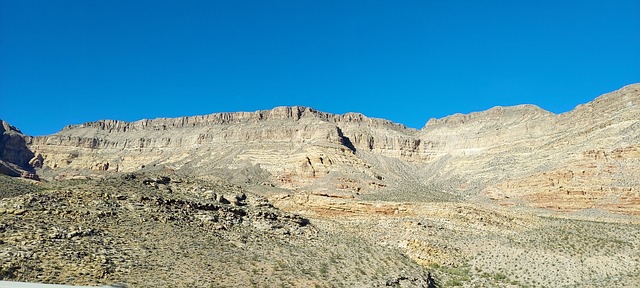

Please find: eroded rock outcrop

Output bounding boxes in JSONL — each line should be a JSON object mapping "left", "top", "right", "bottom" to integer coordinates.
{"left": 0, "top": 120, "right": 38, "bottom": 179}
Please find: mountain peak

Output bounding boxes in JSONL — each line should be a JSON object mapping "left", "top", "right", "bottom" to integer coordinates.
{"left": 0, "top": 119, "right": 24, "bottom": 135}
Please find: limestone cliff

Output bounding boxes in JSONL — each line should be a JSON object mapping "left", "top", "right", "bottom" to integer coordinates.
{"left": 416, "top": 84, "right": 640, "bottom": 188}
{"left": 482, "top": 84, "right": 640, "bottom": 214}
{"left": 22, "top": 84, "right": 640, "bottom": 215}
{"left": 28, "top": 106, "right": 416, "bottom": 193}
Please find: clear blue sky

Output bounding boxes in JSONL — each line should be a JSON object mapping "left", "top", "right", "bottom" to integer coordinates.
{"left": 1, "top": 0, "right": 639, "bottom": 136}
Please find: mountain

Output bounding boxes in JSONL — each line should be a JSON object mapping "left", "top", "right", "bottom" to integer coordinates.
{"left": 0, "top": 120, "right": 38, "bottom": 179}
{"left": 22, "top": 84, "right": 640, "bottom": 215}
{"left": 1, "top": 84, "right": 639, "bottom": 287}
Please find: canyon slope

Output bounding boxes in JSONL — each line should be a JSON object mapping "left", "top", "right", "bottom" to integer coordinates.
{"left": 22, "top": 83, "right": 640, "bottom": 215}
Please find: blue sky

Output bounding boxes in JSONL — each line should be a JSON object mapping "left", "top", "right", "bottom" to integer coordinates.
{"left": 1, "top": 0, "right": 639, "bottom": 136}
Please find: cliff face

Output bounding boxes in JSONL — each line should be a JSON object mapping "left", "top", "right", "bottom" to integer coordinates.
{"left": 0, "top": 120, "right": 38, "bottom": 179}
{"left": 24, "top": 84, "right": 640, "bottom": 214}
{"left": 482, "top": 84, "right": 640, "bottom": 214}
{"left": 28, "top": 106, "right": 419, "bottom": 192}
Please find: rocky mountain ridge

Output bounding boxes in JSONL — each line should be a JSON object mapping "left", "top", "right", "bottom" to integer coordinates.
{"left": 3, "top": 83, "right": 640, "bottom": 214}
{"left": 60, "top": 106, "right": 410, "bottom": 132}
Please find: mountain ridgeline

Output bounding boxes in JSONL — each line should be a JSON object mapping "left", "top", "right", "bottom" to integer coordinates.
{"left": 3, "top": 83, "right": 640, "bottom": 214}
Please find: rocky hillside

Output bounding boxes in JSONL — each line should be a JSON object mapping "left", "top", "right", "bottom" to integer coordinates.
{"left": 2, "top": 172, "right": 638, "bottom": 287}
{"left": 22, "top": 84, "right": 640, "bottom": 215}
{"left": 0, "top": 173, "right": 435, "bottom": 287}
